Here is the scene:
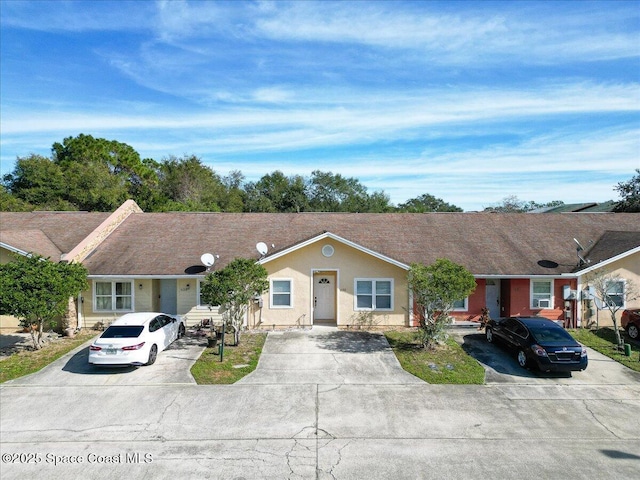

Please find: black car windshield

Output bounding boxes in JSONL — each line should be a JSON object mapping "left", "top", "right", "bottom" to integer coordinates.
{"left": 528, "top": 325, "right": 572, "bottom": 343}
{"left": 101, "top": 326, "right": 144, "bottom": 338}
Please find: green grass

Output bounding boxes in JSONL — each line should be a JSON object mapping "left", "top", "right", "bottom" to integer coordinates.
{"left": 0, "top": 331, "right": 98, "bottom": 383}
{"left": 569, "top": 328, "right": 640, "bottom": 373}
{"left": 190, "top": 332, "right": 267, "bottom": 384}
{"left": 384, "top": 330, "right": 485, "bottom": 384}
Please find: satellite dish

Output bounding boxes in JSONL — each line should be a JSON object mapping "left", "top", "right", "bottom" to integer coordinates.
{"left": 573, "top": 238, "right": 585, "bottom": 252}
{"left": 256, "top": 242, "right": 268, "bottom": 256}
{"left": 200, "top": 253, "right": 215, "bottom": 267}
{"left": 537, "top": 259, "right": 559, "bottom": 269}
{"left": 578, "top": 252, "right": 590, "bottom": 265}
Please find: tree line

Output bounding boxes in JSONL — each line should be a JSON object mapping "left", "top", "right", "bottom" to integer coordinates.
{"left": 1, "top": 134, "right": 638, "bottom": 213}
{"left": 0, "top": 134, "right": 462, "bottom": 213}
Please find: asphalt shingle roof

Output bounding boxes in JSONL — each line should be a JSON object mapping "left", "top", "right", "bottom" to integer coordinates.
{"left": 576, "top": 231, "right": 640, "bottom": 269}
{"left": 79, "top": 212, "right": 640, "bottom": 277}
{"left": 0, "top": 212, "right": 110, "bottom": 260}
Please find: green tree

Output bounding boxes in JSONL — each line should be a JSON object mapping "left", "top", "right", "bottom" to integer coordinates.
{"left": 220, "top": 170, "right": 246, "bottom": 212}
{"left": 199, "top": 258, "right": 269, "bottom": 345}
{"left": 397, "top": 193, "right": 462, "bottom": 212}
{"left": 0, "top": 185, "right": 34, "bottom": 211}
{"left": 484, "top": 195, "right": 564, "bottom": 213}
{"left": 2, "top": 135, "right": 160, "bottom": 212}
{"left": 63, "top": 160, "right": 129, "bottom": 211}
{"left": 157, "top": 155, "right": 226, "bottom": 211}
{"left": 307, "top": 170, "right": 391, "bottom": 212}
{"left": 244, "top": 170, "right": 308, "bottom": 212}
{"left": 0, "top": 254, "right": 88, "bottom": 349}
{"left": 2, "top": 154, "right": 75, "bottom": 210}
{"left": 52, "top": 133, "right": 157, "bottom": 211}
{"left": 614, "top": 169, "right": 640, "bottom": 213}
{"left": 408, "top": 258, "right": 476, "bottom": 349}
{"left": 365, "top": 191, "right": 394, "bottom": 213}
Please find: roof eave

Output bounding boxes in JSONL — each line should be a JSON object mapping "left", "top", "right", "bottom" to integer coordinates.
{"left": 573, "top": 246, "right": 640, "bottom": 276}
{"left": 0, "top": 242, "right": 31, "bottom": 257}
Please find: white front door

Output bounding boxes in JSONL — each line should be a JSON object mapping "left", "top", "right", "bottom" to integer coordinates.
{"left": 485, "top": 279, "right": 501, "bottom": 319}
{"left": 314, "top": 275, "right": 335, "bottom": 322}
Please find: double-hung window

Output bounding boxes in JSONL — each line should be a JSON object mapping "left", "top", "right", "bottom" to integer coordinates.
{"left": 94, "top": 280, "right": 133, "bottom": 312}
{"left": 453, "top": 298, "right": 468, "bottom": 311}
{"left": 605, "top": 280, "right": 625, "bottom": 308}
{"left": 355, "top": 279, "right": 393, "bottom": 311}
{"left": 271, "top": 279, "right": 293, "bottom": 308}
{"left": 531, "top": 280, "right": 553, "bottom": 309}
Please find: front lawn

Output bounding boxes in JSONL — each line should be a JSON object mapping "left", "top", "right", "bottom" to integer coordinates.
{"left": 384, "top": 330, "right": 485, "bottom": 384}
{"left": 0, "top": 331, "right": 98, "bottom": 383}
{"left": 569, "top": 328, "right": 640, "bottom": 373}
{"left": 190, "top": 332, "right": 267, "bottom": 384}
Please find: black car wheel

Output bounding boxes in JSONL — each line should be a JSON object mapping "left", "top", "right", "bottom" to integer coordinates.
{"left": 627, "top": 323, "right": 639, "bottom": 340}
{"left": 146, "top": 344, "right": 158, "bottom": 366}
{"left": 517, "top": 349, "right": 529, "bottom": 369}
{"left": 486, "top": 327, "right": 494, "bottom": 343}
{"left": 178, "top": 323, "right": 186, "bottom": 339}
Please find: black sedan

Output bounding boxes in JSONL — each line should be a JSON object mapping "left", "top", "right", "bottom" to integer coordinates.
{"left": 485, "top": 316, "right": 588, "bottom": 372}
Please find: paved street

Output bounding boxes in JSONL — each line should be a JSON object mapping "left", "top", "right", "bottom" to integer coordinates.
{"left": 1, "top": 327, "right": 639, "bottom": 479}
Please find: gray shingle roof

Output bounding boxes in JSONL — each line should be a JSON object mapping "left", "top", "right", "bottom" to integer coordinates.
{"left": 79, "top": 212, "right": 640, "bottom": 277}
{"left": 0, "top": 212, "right": 110, "bottom": 260}
{"left": 576, "top": 231, "right": 640, "bottom": 270}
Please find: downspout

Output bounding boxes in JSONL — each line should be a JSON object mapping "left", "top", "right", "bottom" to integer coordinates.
{"left": 77, "top": 293, "right": 84, "bottom": 330}
{"left": 408, "top": 289, "right": 414, "bottom": 327}
{"left": 576, "top": 277, "right": 583, "bottom": 327}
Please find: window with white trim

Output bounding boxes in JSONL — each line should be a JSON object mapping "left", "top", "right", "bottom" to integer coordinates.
{"left": 605, "top": 280, "right": 625, "bottom": 308}
{"left": 531, "top": 280, "right": 553, "bottom": 309}
{"left": 453, "top": 297, "right": 468, "bottom": 311}
{"left": 94, "top": 280, "right": 133, "bottom": 312}
{"left": 355, "top": 279, "right": 393, "bottom": 311}
{"left": 271, "top": 279, "right": 292, "bottom": 308}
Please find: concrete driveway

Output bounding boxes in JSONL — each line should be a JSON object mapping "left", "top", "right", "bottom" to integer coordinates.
{"left": 451, "top": 327, "right": 640, "bottom": 385}
{"left": 1, "top": 326, "right": 639, "bottom": 479}
{"left": 4, "top": 332, "right": 207, "bottom": 386}
{"left": 238, "top": 326, "right": 424, "bottom": 385}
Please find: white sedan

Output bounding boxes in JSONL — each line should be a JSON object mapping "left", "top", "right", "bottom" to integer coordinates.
{"left": 89, "top": 312, "right": 186, "bottom": 366}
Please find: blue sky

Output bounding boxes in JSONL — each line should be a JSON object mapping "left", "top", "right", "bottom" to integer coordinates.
{"left": 1, "top": 0, "right": 638, "bottom": 211}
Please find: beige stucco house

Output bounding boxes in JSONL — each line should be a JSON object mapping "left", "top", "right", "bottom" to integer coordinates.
{"left": 1, "top": 201, "right": 639, "bottom": 333}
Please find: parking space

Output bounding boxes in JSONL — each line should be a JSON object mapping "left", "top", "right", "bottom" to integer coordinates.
{"left": 4, "top": 332, "right": 207, "bottom": 386}
{"left": 451, "top": 327, "right": 640, "bottom": 385}
{"left": 238, "top": 326, "right": 424, "bottom": 385}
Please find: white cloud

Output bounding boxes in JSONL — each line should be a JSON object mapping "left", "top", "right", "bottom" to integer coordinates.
{"left": 2, "top": 1, "right": 638, "bottom": 212}
{"left": 252, "top": 1, "right": 639, "bottom": 63}
{"left": 3, "top": 82, "right": 637, "bottom": 140}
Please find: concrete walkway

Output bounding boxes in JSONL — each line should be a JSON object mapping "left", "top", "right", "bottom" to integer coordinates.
{"left": 238, "top": 326, "right": 424, "bottom": 385}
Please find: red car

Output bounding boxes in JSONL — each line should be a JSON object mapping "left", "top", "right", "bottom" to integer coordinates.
{"left": 621, "top": 309, "right": 640, "bottom": 340}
